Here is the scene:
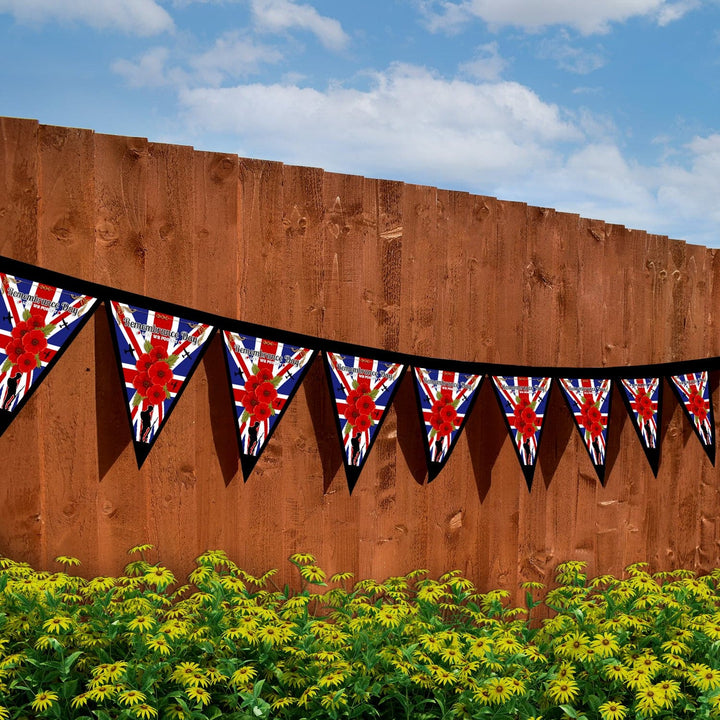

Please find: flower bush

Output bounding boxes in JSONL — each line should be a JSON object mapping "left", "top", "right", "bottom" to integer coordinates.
{"left": 3, "top": 551, "right": 720, "bottom": 719}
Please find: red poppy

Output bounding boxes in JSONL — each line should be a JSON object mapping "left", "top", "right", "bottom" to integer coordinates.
{"left": 356, "top": 378, "right": 371, "bottom": 392}
{"left": 517, "top": 397, "right": 531, "bottom": 409}
{"left": 133, "top": 372, "right": 153, "bottom": 395}
{"left": 149, "top": 361, "right": 173, "bottom": 386}
{"left": 639, "top": 405, "right": 654, "bottom": 421}
{"left": 5, "top": 339, "right": 24, "bottom": 362}
{"left": 346, "top": 389, "right": 363, "bottom": 407}
{"left": 253, "top": 403, "right": 272, "bottom": 421}
{"left": 439, "top": 404, "right": 457, "bottom": 424}
{"left": 244, "top": 376, "right": 261, "bottom": 393}
{"left": 521, "top": 422, "right": 536, "bottom": 440}
{"left": 354, "top": 414, "right": 372, "bottom": 432}
{"left": 255, "top": 367, "right": 273, "bottom": 382}
{"left": 27, "top": 313, "right": 45, "bottom": 329}
{"left": 255, "top": 381, "right": 278, "bottom": 404}
{"left": 149, "top": 346, "right": 168, "bottom": 362}
{"left": 16, "top": 352, "right": 37, "bottom": 373}
{"left": 344, "top": 406, "right": 361, "bottom": 425}
{"left": 22, "top": 329, "right": 47, "bottom": 354}
{"left": 135, "top": 353, "right": 154, "bottom": 373}
{"left": 432, "top": 399, "right": 447, "bottom": 413}
{"left": 243, "top": 394, "right": 260, "bottom": 413}
{"left": 520, "top": 406, "right": 537, "bottom": 425}
{"left": 586, "top": 406, "right": 602, "bottom": 423}
{"left": 11, "top": 322, "right": 29, "bottom": 340}
{"left": 355, "top": 395, "right": 376, "bottom": 415}
{"left": 146, "top": 384, "right": 167, "bottom": 406}
{"left": 589, "top": 421, "right": 604, "bottom": 438}
{"left": 429, "top": 412, "right": 442, "bottom": 430}
{"left": 438, "top": 421, "right": 455, "bottom": 437}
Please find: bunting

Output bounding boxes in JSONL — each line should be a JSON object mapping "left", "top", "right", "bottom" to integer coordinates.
{"left": 1, "top": 255, "right": 719, "bottom": 489}
{"left": 0, "top": 271, "right": 97, "bottom": 434}
{"left": 324, "top": 352, "right": 405, "bottom": 492}
{"left": 619, "top": 378, "right": 662, "bottom": 475}
{"left": 413, "top": 367, "right": 482, "bottom": 481}
{"left": 107, "top": 300, "right": 214, "bottom": 467}
{"left": 559, "top": 378, "right": 612, "bottom": 483}
{"left": 222, "top": 330, "right": 315, "bottom": 479}
{"left": 491, "top": 376, "right": 552, "bottom": 490}
{"left": 669, "top": 372, "right": 715, "bottom": 463}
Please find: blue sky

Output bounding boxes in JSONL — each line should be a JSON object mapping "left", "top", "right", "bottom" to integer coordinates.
{"left": 1, "top": 0, "right": 719, "bottom": 246}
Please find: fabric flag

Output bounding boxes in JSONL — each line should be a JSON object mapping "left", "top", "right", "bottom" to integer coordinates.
{"left": 491, "top": 375, "right": 552, "bottom": 490}
{"left": 413, "top": 367, "right": 482, "bottom": 481}
{"left": 107, "top": 300, "right": 214, "bottom": 467}
{"left": 668, "top": 372, "right": 715, "bottom": 463}
{"left": 222, "top": 330, "right": 315, "bottom": 479}
{"left": 324, "top": 351, "right": 405, "bottom": 492}
{"left": 0, "top": 271, "right": 98, "bottom": 433}
{"left": 559, "top": 377, "right": 612, "bottom": 484}
{"left": 619, "top": 378, "right": 662, "bottom": 475}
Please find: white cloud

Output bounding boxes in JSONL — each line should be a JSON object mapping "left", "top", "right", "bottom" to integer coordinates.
{"left": 420, "top": 0, "right": 699, "bottom": 35}
{"left": 458, "top": 42, "right": 507, "bottom": 80}
{"left": 538, "top": 33, "right": 606, "bottom": 74}
{"left": 178, "top": 63, "right": 582, "bottom": 185}
{"left": 250, "top": 0, "right": 349, "bottom": 50}
{"left": 0, "top": 0, "right": 174, "bottom": 35}
{"left": 112, "top": 47, "right": 181, "bottom": 87}
{"left": 190, "top": 32, "right": 283, "bottom": 84}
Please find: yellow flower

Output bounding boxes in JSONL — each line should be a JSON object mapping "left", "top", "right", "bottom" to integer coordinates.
{"left": 494, "top": 633, "right": 523, "bottom": 655}
{"left": 289, "top": 552, "right": 316, "bottom": 564}
{"left": 143, "top": 566, "right": 175, "bottom": 589}
{"left": 598, "top": 700, "right": 627, "bottom": 720}
{"left": 70, "top": 693, "right": 89, "bottom": 709}
{"left": 432, "top": 668, "right": 457, "bottom": 686}
{"left": 0, "top": 706, "right": 9, "bottom": 720}
{"left": 635, "top": 686, "right": 663, "bottom": 716}
{"left": 330, "top": 571, "right": 354, "bottom": 582}
{"left": 132, "top": 703, "right": 158, "bottom": 719}
{"left": 320, "top": 690, "right": 347, "bottom": 710}
{"left": 172, "top": 661, "right": 202, "bottom": 684}
{"left": 230, "top": 666, "right": 257, "bottom": 686}
{"left": 30, "top": 691, "right": 59, "bottom": 712}
{"left": 591, "top": 632, "right": 620, "bottom": 657}
{"left": 473, "top": 686, "right": 493, "bottom": 705}
{"left": 88, "top": 684, "right": 116, "bottom": 701}
{"left": 440, "top": 646, "right": 463, "bottom": 665}
{"left": 128, "top": 543, "right": 154, "bottom": 554}
{"left": 128, "top": 615, "right": 157, "bottom": 633}
{"left": 319, "top": 670, "right": 348, "bottom": 688}
{"left": 690, "top": 666, "right": 720, "bottom": 692}
{"left": 271, "top": 697, "right": 296, "bottom": 710}
{"left": 145, "top": 635, "right": 172, "bottom": 656}
{"left": 119, "top": 690, "right": 147, "bottom": 706}
{"left": 655, "top": 679, "right": 680, "bottom": 705}
{"left": 487, "top": 678, "right": 512, "bottom": 704}
{"left": 54, "top": 555, "right": 81, "bottom": 566}
{"left": 257, "top": 623, "right": 290, "bottom": 645}
{"left": 165, "top": 704, "right": 188, "bottom": 720}
{"left": 299, "top": 565, "right": 327, "bottom": 584}
{"left": 556, "top": 631, "right": 590, "bottom": 659}
{"left": 186, "top": 686, "right": 211, "bottom": 706}
{"left": 661, "top": 639, "right": 689, "bottom": 655}
{"left": 42, "top": 615, "right": 73, "bottom": 634}
{"left": 547, "top": 678, "right": 579, "bottom": 704}
{"left": 626, "top": 666, "right": 652, "bottom": 689}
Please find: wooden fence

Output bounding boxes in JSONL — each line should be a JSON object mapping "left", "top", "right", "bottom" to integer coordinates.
{"left": 1, "top": 116, "right": 719, "bottom": 593}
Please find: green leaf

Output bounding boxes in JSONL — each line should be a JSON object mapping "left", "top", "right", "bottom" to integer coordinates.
{"left": 343, "top": 422, "right": 352, "bottom": 436}
{"left": 35, "top": 354, "right": 41, "bottom": 368}
{"left": 164, "top": 386, "right": 171, "bottom": 399}
{"left": 369, "top": 388, "right": 380, "bottom": 399}
{"left": 251, "top": 364, "right": 260, "bottom": 375}
{"left": 22, "top": 308, "right": 31, "bottom": 321}
{"left": 240, "top": 410, "right": 250, "bottom": 423}
{"left": 0, "top": 358, "right": 13, "bottom": 374}
{"left": 41, "top": 324, "right": 54, "bottom": 336}
{"left": 144, "top": 340, "right": 153, "bottom": 353}
{"left": 270, "top": 374, "right": 283, "bottom": 387}
{"left": 560, "top": 705, "right": 578, "bottom": 718}
{"left": 131, "top": 392, "right": 143, "bottom": 408}
{"left": 166, "top": 354, "right": 180, "bottom": 368}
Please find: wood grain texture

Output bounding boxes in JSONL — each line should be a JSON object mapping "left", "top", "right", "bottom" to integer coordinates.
{"left": 1, "top": 116, "right": 720, "bottom": 594}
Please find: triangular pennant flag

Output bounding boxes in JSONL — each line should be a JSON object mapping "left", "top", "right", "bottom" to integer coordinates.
{"left": 324, "top": 351, "right": 405, "bottom": 492}
{"left": 491, "top": 375, "right": 552, "bottom": 490}
{"left": 107, "top": 300, "right": 215, "bottom": 467}
{"left": 559, "top": 377, "right": 612, "bottom": 484}
{"left": 222, "top": 330, "right": 315, "bottom": 479}
{"left": 0, "top": 271, "right": 98, "bottom": 433}
{"left": 668, "top": 372, "right": 715, "bottom": 463}
{"left": 413, "top": 367, "right": 482, "bottom": 482}
{"left": 619, "top": 378, "right": 662, "bottom": 476}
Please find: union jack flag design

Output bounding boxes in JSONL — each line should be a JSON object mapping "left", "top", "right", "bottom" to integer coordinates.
{"left": 619, "top": 378, "right": 662, "bottom": 475}
{"left": 413, "top": 367, "right": 482, "bottom": 481}
{"left": 669, "top": 372, "right": 715, "bottom": 462}
{"left": 491, "top": 376, "right": 552, "bottom": 489}
{"left": 559, "top": 377, "right": 612, "bottom": 483}
{"left": 0, "top": 272, "right": 97, "bottom": 432}
{"left": 222, "top": 330, "right": 315, "bottom": 479}
{"left": 325, "top": 351, "right": 405, "bottom": 491}
{"left": 108, "top": 300, "right": 214, "bottom": 467}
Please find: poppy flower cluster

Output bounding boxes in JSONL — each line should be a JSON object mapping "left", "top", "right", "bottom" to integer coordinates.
{"left": 580, "top": 395, "right": 604, "bottom": 438}
{"left": 512, "top": 398, "right": 538, "bottom": 440}
{"left": 3, "top": 313, "right": 48, "bottom": 374}
{"left": 632, "top": 389, "right": 655, "bottom": 422}
{"left": 687, "top": 389, "right": 708, "bottom": 421}
{"left": 240, "top": 367, "right": 281, "bottom": 423}
{"left": 344, "top": 380, "right": 376, "bottom": 434}
{"left": 429, "top": 392, "right": 460, "bottom": 438}
{"left": 132, "top": 346, "right": 174, "bottom": 407}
